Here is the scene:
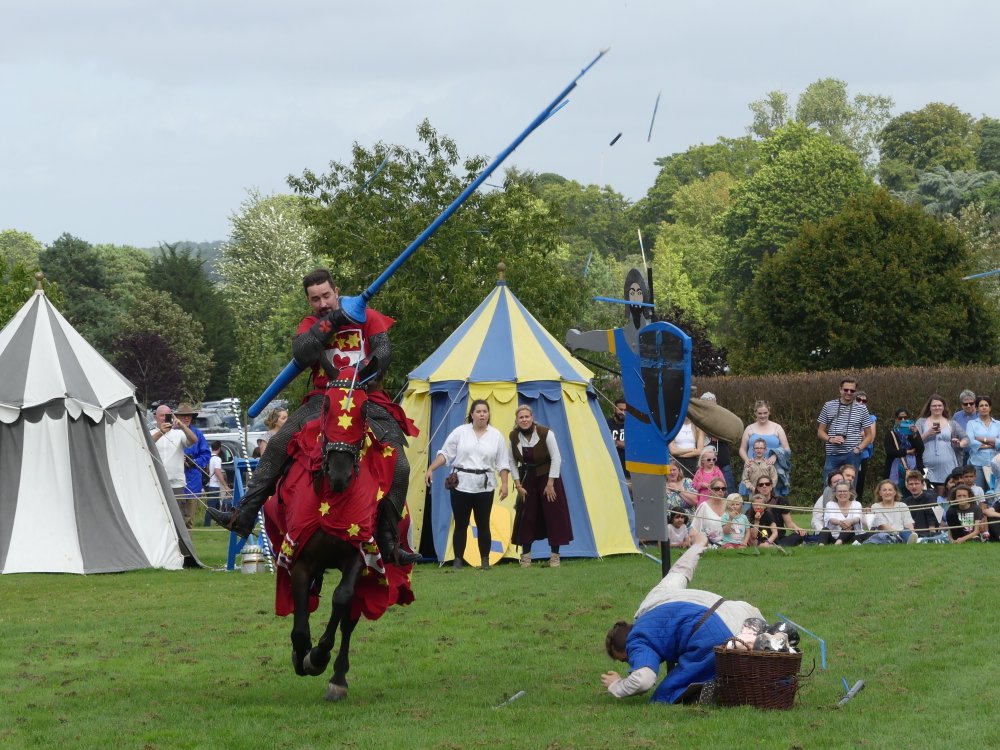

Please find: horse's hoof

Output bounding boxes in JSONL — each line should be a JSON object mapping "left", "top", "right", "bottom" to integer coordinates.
{"left": 292, "top": 650, "right": 308, "bottom": 677}
{"left": 303, "top": 649, "right": 331, "bottom": 676}
{"left": 325, "top": 683, "right": 348, "bottom": 702}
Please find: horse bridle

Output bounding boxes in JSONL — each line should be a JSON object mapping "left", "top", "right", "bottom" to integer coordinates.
{"left": 319, "top": 367, "right": 366, "bottom": 484}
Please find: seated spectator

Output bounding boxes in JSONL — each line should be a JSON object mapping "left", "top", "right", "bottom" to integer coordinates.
{"left": 665, "top": 460, "right": 698, "bottom": 511}
{"left": 747, "top": 494, "right": 778, "bottom": 547}
{"left": 690, "top": 482, "right": 727, "bottom": 545}
{"left": 818, "top": 481, "right": 863, "bottom": 546}
{"left": 692, "top": 446, "right": 725, "bottom": 505}
{"left": 865, "top": 479, "right": 917, "bottom": 544}
{"left": 741, "top": 438, "right": 778, "bottom": 497}
{"left": 902, "top": 469, "right": 940, "bottom": 537}
{"left": 838, "top": 463, "right": 858, "bottom": 490}
{"left": 945, "top": 485, "right": 985, "bottom": 543}
{"left": 720, "top": 494, "right": 750, "bottom": 548}
{"left": 812, "top": 472, "right": 844, "bottom": 533}
{"left": 754, "top": 475, "right": 806, "bottom": 547}
{"left": 667, "top": 510, "right": 691, "bottom": 549}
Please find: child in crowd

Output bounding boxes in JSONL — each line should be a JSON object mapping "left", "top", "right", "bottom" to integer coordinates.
{"left": 741, "top": 438, "right": 777, "bottom": 496}
{"left": 958, "top": 465, "right": 985, "bottom": 499}
{"left": 666, "top": 510, "right": 691, "bottom": 548}
{"left": 720, "top": 494, "right": 750, "bottom": 548}
{"left": 692, "top": 446, "right": 725, "bottom": 505}
{"left": 902, "top": 470, "right": 940, "bottom": 537}
{"left": 945, "top": 485, "right": 985, "bottom": 543}
{"left": 747, "top": 493, "right": 778, "bottom": 547}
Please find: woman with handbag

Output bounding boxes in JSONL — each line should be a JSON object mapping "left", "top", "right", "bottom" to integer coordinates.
{"left": 424, "top": 399, "right": 510, "bottom": 569}
{"left": 508, "top": 405, "right": 574, "bottom": 568}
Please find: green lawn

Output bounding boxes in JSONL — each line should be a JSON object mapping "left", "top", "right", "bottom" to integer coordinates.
{"left": 2, "top": 527, "right": 998, "bottom": 749}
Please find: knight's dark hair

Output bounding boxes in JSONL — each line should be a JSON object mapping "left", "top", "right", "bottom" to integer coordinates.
{"left": 605, "top": 621, "right": 632, "bottom": 658}
{"left": 302, "top": 268, "right": 336, "bottom": 292}
{"left": 467, "top": 399, "right": 490, "bottom": 424}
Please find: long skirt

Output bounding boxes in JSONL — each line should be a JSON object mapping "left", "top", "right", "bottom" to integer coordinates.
{"left": 513, "top": 473, "right": 574, "bottom": 548}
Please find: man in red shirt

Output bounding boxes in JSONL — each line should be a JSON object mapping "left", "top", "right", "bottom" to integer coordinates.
{"left": 209, "top": 269, "right": 420, "bottom": 565}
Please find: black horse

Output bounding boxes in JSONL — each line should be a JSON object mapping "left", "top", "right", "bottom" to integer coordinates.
{"left": 264, "top": 358, "right": 413, "bottom": 701}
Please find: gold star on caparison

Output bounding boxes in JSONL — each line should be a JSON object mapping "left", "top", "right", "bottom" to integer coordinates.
{"left": 338, "top": 414, "right": 354, "bottom": 429}
{"left": 348, "top": 523, "right": 361, "bottom": 536}
{"left": 319, "top": 502, "right": 331, "bottom": 516}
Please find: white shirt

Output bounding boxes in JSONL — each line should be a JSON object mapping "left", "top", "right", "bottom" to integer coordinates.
{"left": 871, "top": 501, "right": 915, "bottom": 532}
{"left": 438, "top": 423, "right": 510, "bottom": 493}
{"left": 508, "top": 427, "right": 562, "bottom": 482}
{"left": 208, "top": 455, "right": 223, "bottom": 489}
{"left": 153, "top": 429, "right": 189, "bottom": 488}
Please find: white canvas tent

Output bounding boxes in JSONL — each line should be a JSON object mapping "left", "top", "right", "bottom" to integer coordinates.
{"left": 0, "top": 289, "right": 199, "bottom": 574}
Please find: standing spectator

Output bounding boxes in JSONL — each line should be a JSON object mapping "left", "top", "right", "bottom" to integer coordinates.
{"left": 944, "top": 485, "right": 985, "bottom": 543}
{"left": 698, "top": 392, "right": 735, "bottom": 492}
{"left": 256, "top": 407, "right": 289, "bottom": 457}
{"left": 669, "top": 418, "right": 704, "bottom": 478}
{"left": 151, "top": 404, "right": 196, "bottom": 522}
{"left": 738, "top": 400, "right": 790, "bottom": 495}
{"left": 853, "top": 391, "right": 876, "bottom": 501}
{"left": 916, "top": 394, "right": 966, "bottom": 493}
{"left": 691, "top": 446, "right": 725, "bottom": 505}
{"left": 965, "top": 395, "right": 1000, "bottom": 492}
{"left": 607, "top": 398, "right": 627, "bottom": 477}
{"left": 816, "top": 378, "right": 875, "bottom": 484}
{"left": 424, "top": 399, "right": 511, "bottom": 570}
{"left": 902, "top": 470, "right": 940, "bottom": 538}
{"left": 954, "top": 390, "right": 977, "bottom": 465}
{"left": 508, "top": 405, "right": 574, "bottom": 568}
{"left": 740, "top": 438, "right": 778, "bottom": 496}
{"left": 176, "top": 403, "right": 210, "bottom": 530}
{"left": 884, "top": 408, "right": 923, "bottom": 489}
{"left": 203, "top": 441, "right": 231, "bottom": 526}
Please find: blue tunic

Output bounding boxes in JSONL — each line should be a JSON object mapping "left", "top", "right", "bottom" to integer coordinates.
{"left": 626, "top": 601, "right": 733, "bottom": 703}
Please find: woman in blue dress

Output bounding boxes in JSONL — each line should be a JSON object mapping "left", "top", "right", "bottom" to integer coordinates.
{"left": 738, "top": 400, "right": 790, "bottom": 496}
{"left": 915, "top": 394, "right": 966, "bottom": 493}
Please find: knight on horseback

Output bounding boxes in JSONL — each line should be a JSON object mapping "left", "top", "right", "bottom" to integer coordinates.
{"left": 208, "top": 268, "right": 421, "bottom": 566}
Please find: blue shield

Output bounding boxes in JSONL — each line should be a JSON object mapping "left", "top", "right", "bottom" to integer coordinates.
{"left": 637, "top": 322, "right": 692, "bottom": 443}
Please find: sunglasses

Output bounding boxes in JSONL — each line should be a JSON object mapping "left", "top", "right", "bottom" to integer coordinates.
{"left": 963, "top": 402, "right": 975, "bottom": 407}
{"left": 703, "top": 457, "right": 717, "bottom": 462}
{"left": 756, "top": 481, "right": 772, "bottom": 487}
{"left": 841, "top": 388, "right": 856, "bottom": 393}
{"left": 856, "top": 397, "right": 867, "bottom": 404}
{"left": 710, "top": 485, "right": 726, "bottom": 491}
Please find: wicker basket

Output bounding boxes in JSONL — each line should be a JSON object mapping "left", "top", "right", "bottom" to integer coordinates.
{"left": 713, "top": 647, "right": 803, "bottom": 710}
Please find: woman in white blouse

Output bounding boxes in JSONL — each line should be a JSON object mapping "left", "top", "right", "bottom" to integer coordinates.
{"left": 425, "top": 399, "right": 510, "bottom": 569}
{"left": 508, "top": 405, "right": 574, "bottom": 568}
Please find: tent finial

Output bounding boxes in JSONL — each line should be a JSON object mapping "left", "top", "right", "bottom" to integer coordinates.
{"left": 497, "top": 262, "right": 506, "bottom": 284}
{"left": 34, "top": 272, "right": 45, "bottom": 291}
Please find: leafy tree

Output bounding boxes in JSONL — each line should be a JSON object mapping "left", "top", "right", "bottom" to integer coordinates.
{"left": 947, "top": 202, "right": 1000, "bottom": 305}
{"left": 217, "top": 190, "right": 318, "bottom": 408}
{"left": 897, "top": 166, "right": 1000, "bottom": 218}
{"left": 629, "top": 137, "right": 759, "bottom": 249}
{"left": 794, "top": 78, "right": 893, "bottom": 175}
{"left": 877, "top": 103, "right": 979, "bottom": 190}
{"left": 0, "top": 229, "right": 44, "bottom": 268}
{"left": 719, "top": 123, "right": 873, "bottom": 295}
{"left": 116, "top": 299, "right": 212, "bottom": 402}
{"left": 747, "top": 90, "right": 791, "bottom": 139}
{"left": 93, "top": 244, "right": 152, "bottom": 312}
{"left": 731, "top": 189, "right": 997, "bottom": 373}
{"left": 38, "top": 234, "right": 120, "bottom": 354}
{"left": 976, "top": 117, "right": 1000, "bottom": 173}
{"left": 0, "top": 258, "right": 65, "bottom": 326}
{"left": 113, "top": 331, "right": 183, "bottom": 406}
{"left": 288, "top": 120, "right": 587, "bottom": 392}
{"left": 147, "top": 243, "right": 237, "bottom": 399}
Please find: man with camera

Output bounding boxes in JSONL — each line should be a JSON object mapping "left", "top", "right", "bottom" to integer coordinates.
{"left": 817, "top": 378, "right": 874, "bottom": 484}
{"left": 151, "top": 403, "right": 198, "bottom": 517}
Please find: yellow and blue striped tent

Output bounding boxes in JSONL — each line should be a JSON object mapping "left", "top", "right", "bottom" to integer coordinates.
{"left": 401, "top": 281, "right": 638, "bottom": 561}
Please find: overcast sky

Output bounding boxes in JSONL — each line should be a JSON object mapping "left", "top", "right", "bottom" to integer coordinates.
{"left": 3, "top": 0, "right": 998, "bottom": 248}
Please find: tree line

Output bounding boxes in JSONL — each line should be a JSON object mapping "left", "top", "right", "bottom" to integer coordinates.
{"left": 3, "top": 77, "right": 999, "bottom": 408}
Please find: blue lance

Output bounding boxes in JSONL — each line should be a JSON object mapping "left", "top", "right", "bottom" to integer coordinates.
{"left": 248, "top": 48, "right": 609, "bottom": 418}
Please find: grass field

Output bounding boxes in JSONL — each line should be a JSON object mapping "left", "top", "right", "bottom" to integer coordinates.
{"left": 3, "top": 527, "right": 999, "bottom": 750}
